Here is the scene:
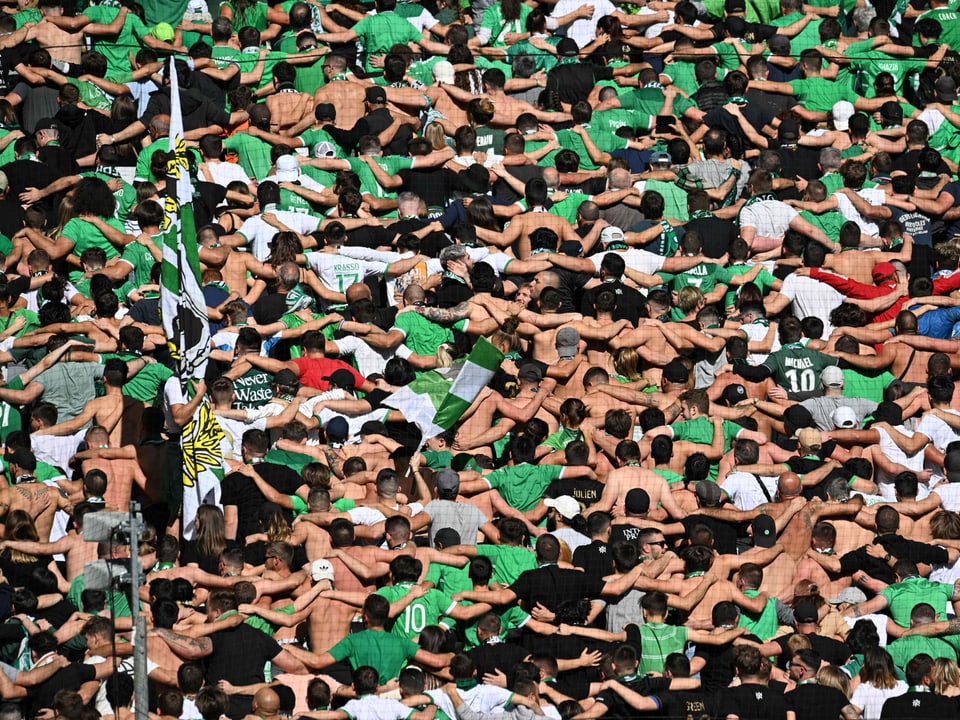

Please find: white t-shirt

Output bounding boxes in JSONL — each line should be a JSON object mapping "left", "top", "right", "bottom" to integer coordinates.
{"left": 778, "top": 273, "right": 843, "bottom": 338}
{"left": 589, "top": 248, "right": 665, "bottom": 275}
{"left": 332, "top": 334, "right": 413, "bottom": 377}
{"left": 307, "top": 252, "right": 388, "bottom": 294}
{"left": 739, "top": 199, "right": 797, "bottom": 240}
{"left": 833, "top": 190, "right": 883, "bottom": 236}
{"left": 341, "top": 694, "right": 412, "bottom": 720}
{"left": 238, "top": 209, "right": 321, "bottom": 260}
{"left": 203, "top": 160, "right": 252, "bottom": 188}
{"left": 213, "top": 412, "right": 267, "bottom": 463}
{"left": 850, "top": 680, "right": 908, "bottom": 720}
{"left": 719, "top": 471, "right": 777, "bottom": 511}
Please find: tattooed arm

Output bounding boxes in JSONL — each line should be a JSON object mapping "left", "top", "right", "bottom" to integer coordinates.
{"left": 150, "top": 628, "right": 214, "bottom": 659}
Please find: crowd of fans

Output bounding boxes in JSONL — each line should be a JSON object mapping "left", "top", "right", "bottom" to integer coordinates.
{"left": 1, "top": 0, "right": 960, "bottom": 718}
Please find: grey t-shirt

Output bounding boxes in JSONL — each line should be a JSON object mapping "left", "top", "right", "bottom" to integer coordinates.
{"left": 800, "top": 395, "right": 877, "bottom": 432}
{"left": 424, "top": 499, "right": 488, "bottom": 546}
{"left": 34, "top": 362, "right": 104, "bottom": 423}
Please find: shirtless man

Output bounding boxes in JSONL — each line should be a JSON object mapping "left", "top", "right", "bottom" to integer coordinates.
{"left": 828, "top": 311, "right": 950, "bottom": 386}
{"left": 311, "top": 55, "right": 367, "bottom": 130}
{"left": 0, "top": 451, "right": 60, "bottom": 541}
{"left": 78, "top": 425, "right": 148, "bottom": 512}
{"left": 588, "top": 439, "right": 689, "bottom": 521}
{"left": 264, "top": 62, "right": 314, "bottom": 133}
{"left": 33, "top": 0, "right": 123, "bottom": 66}
{"left": 0, "top": 501, "right": 100, "bottom": 580}
{"left": 30, "top": 358, "right": 136, "bottom": 447}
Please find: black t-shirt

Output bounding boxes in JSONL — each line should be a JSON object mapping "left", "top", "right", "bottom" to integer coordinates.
{"left": 715, "top": 681, "right": 787, "bottom": 720}
{"left": 572, "top": 540, "right": 613, "bottom": 584}
{"left": 681, "top": 514, "right": 740, "bottom": 556}
{"left": 466, "top": 640, "right": 530, "bottom": 687}
{"left": 608, "top": 523, "right": 644, "bottom": 548}
{"left": 207, "top": 624, "right": 282, "bottom": 720}
{"left": 880, "top": 691, "right": 960, "bottom": 718}
{"left": 651, "top": 689, "right": 714, "bottom": 719}
{"left": 593, "top": 674, "right": 671, "bottom": 720}
{"left": 0, "top": 197, "right": 25, "bottom": 240}
{"left": 437, "top": 277, "right": 473, "bottom": 308}
{"left": 180, "top": 538, "right": 241, "bottom": 575}
{"left": 839, "top": 534, "right": 949, "bottom": 583}
{"left": 399, "top": 167, "right": 460, "bottom": 210}
{"left": 785, "top": 683, "right": 849, "bottom": 720}
{"left": 220, "top": 463, "right": 303, "bottom": 542}
{"left": 346, "top": 224, "right": 392, "bottom": 251}
{"left": 547, "top": 63, "right": 614, "bottom": 105}
{"left": 685, "top": 215, "right": 737, "bottom": 258}
{"left": 580, "top": 280, "right": 645, "bottom": 326}
{"left": 509, "top": 564, "right": 605, "bottom": 611}
{"left": 772, "top": 143, "right": 820, "bottom": 181}
{"left": 0, "top": 159, "right": 57, "bottom": 199}
{"left": 28, "top": 662, "right": 96, "bottom": 717}
{"left": 773, "top": 632, "right": 850, "bottom": 668}
{"left": 695, "top": 633, "right": 761, "bottom": 695}
{"left": 36, "top": 599, "right": 75, "bottom": 629}
{"left": 547, "top": 477, "right": 605, "bottom": 508}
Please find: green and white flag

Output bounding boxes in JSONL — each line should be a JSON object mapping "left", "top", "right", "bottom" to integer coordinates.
{"left": 161, "top": 58, "right": 208, "bottom": 380}
{"left": 160, "top": 58, "right": 222, "bottom": 541}
{"left": 385, "top": 337, "right": 504, "bottom": 440}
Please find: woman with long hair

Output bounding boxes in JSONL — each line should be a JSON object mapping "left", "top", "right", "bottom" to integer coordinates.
{"left": 932, "top": 658, "right": 960, "bottom": 697}
{"left": 182, "top": 505, "right": 235, "bottom": 575}
{"left": 849, "top": 647, "right": 907, "bottom": 719}
{"left": 0, "top": 511, "right": 50, "bottom": 588}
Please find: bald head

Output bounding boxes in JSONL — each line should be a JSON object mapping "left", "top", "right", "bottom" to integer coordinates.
{"left": 149, "top": 115, "right": 170, "bottom": 137}
{"left": 778, "top": 473, "right": 801, "bottom": 498}
{"left": 253, "top": 689, "right": 280, "bottom": 715}
{"left": 608, "top": 168, "right": 632, "bottom": 190}
{"left": 346, "top": 283, "right": 372, "bottom": 304}
{"left": 542, "top": 167, "right": 560, "bottom": 188}
{"left": 403, "top": 284, "right": 425, "bottom": 305}
{"left": 531, "top": 271, "right": 560, "bottom": 300}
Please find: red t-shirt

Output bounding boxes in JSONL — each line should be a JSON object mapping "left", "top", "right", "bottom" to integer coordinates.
{"left": 293, "top": 357, "right": 365, "bottom": 390}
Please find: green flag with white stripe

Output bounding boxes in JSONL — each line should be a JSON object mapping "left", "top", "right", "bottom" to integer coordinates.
{"left": 385, "top": 337, "right": 504, "bottom": 439}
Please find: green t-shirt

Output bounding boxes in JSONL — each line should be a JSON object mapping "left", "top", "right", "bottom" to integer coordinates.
{"left": 118, "top": 233, "right": 161, "bottom": 289}
{"left": 480, "top": 2, "right": 531, "bottom": 46}
{"left": 232, "top": 368, "right": 274, "bottom": 409}
{"left": 263, "top": 447, "right": 314, "bottom": 473}
{"left": 474, "top": 544, "right": 538, "bottom": 585}
{"left": 788, "top": 76, "right": 858, "bottom": 112}
{"left": 327, "top": 628, "right": 419, "bottom": 679}
{"left": 81, "top": 171, "right": 136, "bottom": 222}
{"left": 0, "top": 129, "right": 19, "bottom": 167}
{"left": 102, "top": 351, "right": 173, "bottom": 404}
{"left": 393, "top": 312, "right": 454, "bottom": 355}
{"left": 422, "top": 449, "right": 453, "bottom": 469}
{"left": 842, "top": 368, "right": 894, "bottom": 403}
{"left": 917, "top": 7, "right": 960, "bottom": 47}
{"left": 346, "top": 155, "right": 413, "bottom": 199}
{"left": 484, "top": 463, "right": 563, "bottom": 512}
{"left": 376, "top": 582, "right": 456, "bottom": 640}
{"left": 135, "top": 139, "right": 202, "bottom": 184}
{"left": 84, "top": 5, "right": 151, "bottom": 76}
{"left": 801, "top": 208, "right": 846, "bottom": 241}
{"left": 65, "top": 78, "right": 112, "bottom": 112}
{"left": 642, "top": 179, "right": 689, "bottom": 222}
{"left": 716, "top": 263, "right": 778, "bottom": 308}
{"left": 881, "top": 576, "right": 953, "bottom": 626}
{"left": 222, "top": 0, "right": 269, "bottom": 31}
{"left": 662, "top": 60, "right": 702, "bottom": 96}
{"left": 737, "top": 590, "right": 779, "bottom": 640}
{"left": 850, "top": 51, "right": 925, "bottom": 97}
{"left": 352, "top": 12, "right": 422, "bottom": 71}
{"left": 0, "top": 400, "right": 21, "bottom": 443}
{"left": 300, "top": 127, "right": 342, "bottom": 158}
{"left": 547, "top": 191, "right": 591, "bottom": 224}
{"left": 672, "top": 416, "right": 741, "bottom": 453}
{"left": 212, "top": 45, "right": 245, "bottom": 70}
{"left": 425, "top": 562, "right": 472, "bottom": 597}
{"left": 668, "top": 261, "right": 724, "bottom": 293}
{"left": 637, "top": 622, "right": 688, "bottom": 675}
{"left": 770, "top": 12, "right": 821, "bottom": 53}
{"left": 462, "top": 604, "right": 528, "bottom": 650}
{"left": 886, "top": 635, "right": 957, "bottom": 672}
{"left": 61, "top": 216, "right": 124, "bottom": 259}
{"left": 12, "top": 8, "right": 41, "bottom": 28}
{"left": 589, "top": 109, "right": 649, "bottom": 153}
{"left": 69, "top": 574, "right": 132, "bottom": 616}
{"left": 223, "top": 133, "right": 274, "bottom": 181}
{"left": 762, "top": 342, "right": 838, "bottom": 395}
{"left": 653, "top": 467, "right": 684, "bottom": 485}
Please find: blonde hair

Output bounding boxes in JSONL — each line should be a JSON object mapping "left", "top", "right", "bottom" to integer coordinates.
{"left": 817, "top": 665, "right": 851, "bottom": 698}
{"left": 932, "top": 658, "right": 960, "bottom": 696}
{"left": 424, "top": 122, "right": 448, "bottom": 151}
{"left": 613, "top": 347, "right": 642, "bottom": 382}
{"left": 677, "top": 286, "right": 705, "bottom": 315}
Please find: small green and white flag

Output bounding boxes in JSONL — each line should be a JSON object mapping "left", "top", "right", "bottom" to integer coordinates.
{"left": 385, "top": 337, "right": 504, "bottom": 440}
